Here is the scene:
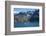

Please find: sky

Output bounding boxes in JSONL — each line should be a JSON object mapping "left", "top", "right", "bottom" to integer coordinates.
{"left": 14, "top": 8, "right": 38, "bottom": 14}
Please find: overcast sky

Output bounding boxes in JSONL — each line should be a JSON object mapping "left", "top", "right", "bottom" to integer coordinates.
{"left": 14, "top": 8, "right": 38, "bottom": 14}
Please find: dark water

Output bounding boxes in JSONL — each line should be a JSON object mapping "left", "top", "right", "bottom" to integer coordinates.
{"left": 14, "top": 18, "right": 39, "bottom": 28}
